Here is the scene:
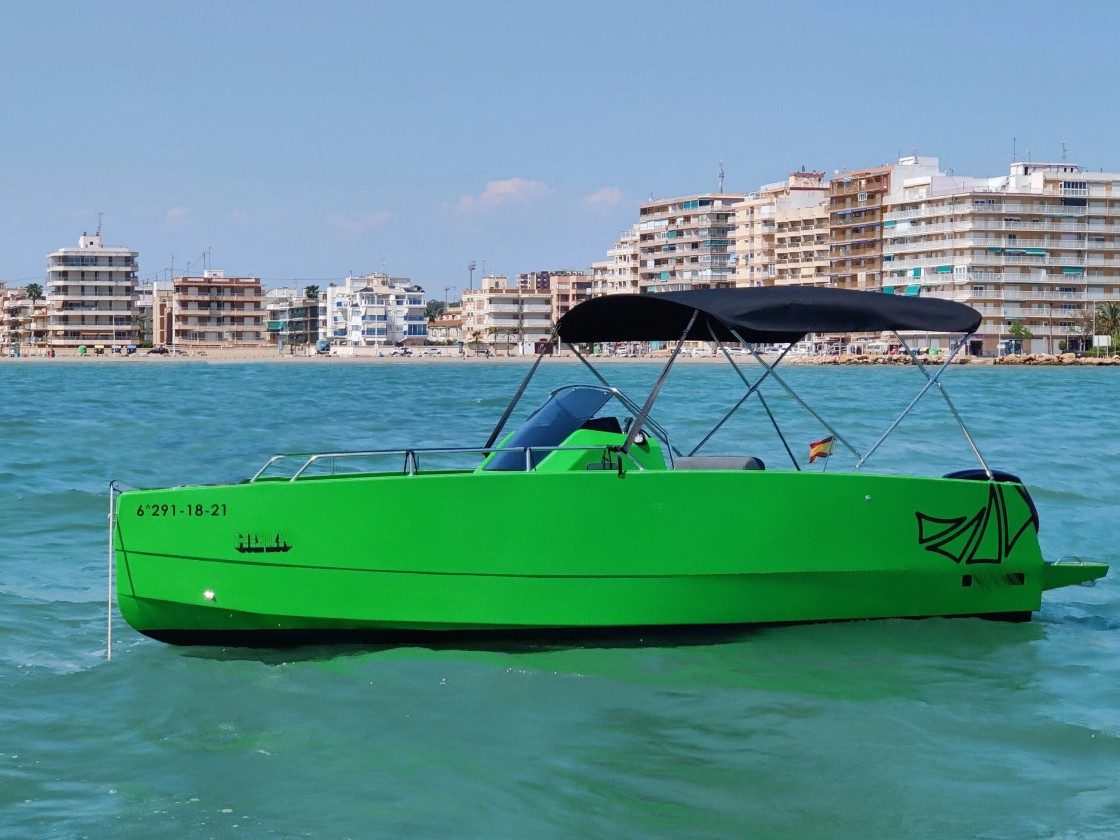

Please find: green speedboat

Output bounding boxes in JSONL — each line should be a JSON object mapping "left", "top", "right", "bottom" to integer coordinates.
{"left": 109, "top": 286, "right": 1107, "bottom": 647}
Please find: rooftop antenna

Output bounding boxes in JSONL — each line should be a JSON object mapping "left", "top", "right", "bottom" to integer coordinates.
{"left": 718, "top": 160, "right": 725, "bottom": 194}
{"left": 96, "top": 212, "right": 102, "bottom": 238}
{"left": 1012, "top": 137, "right": 1017, "bottom": 162}
{"left": 1061, "top": 140, "right": 1067, "bottom": 162}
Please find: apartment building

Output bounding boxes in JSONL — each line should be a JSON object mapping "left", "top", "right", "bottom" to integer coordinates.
{"left": 46, "top": 231, "right": 138, "bottom": 349}
{"left": 460, "top": 275, "right": 552, "bottom": 353}
{"left": 518, "top": 269, "right": 593, "bottom": 322}
{"left": 883, "top": 161, "right": 1120, "bottom": 354}
{"left": 265, "top": 287, "right": 320, "bottom": 348}
{"left": 827, "top": 156, "right": 943, "bottom": 290}
{"left": 0, "top": 286, "right": 49, "bottom": 355}
{"left": 827, "top": 164, "right": 891, "bottom": 290}
{"left": 324, "top": 273, "right": 427, "bottom": 347}
{"left": 171, "top": 271, "right": 264, "bottom": 347}
{"left": 774, "top": 204, "right": 831, "bottom": 286}
{"left": 637, "top": 194, "right": 743, "bottom": 292}
{"left": 734, "top": 171, "right": 829, "bottom": 287}
{"left": 148, "top": 281, "right": 175, "bottom": 347}
{"left": 591, "top": 226, "right": 641, "bottom": 296}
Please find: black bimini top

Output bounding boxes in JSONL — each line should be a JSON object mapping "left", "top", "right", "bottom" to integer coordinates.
{"left": 555, "top": 286, "right": 982, "bottom": 345}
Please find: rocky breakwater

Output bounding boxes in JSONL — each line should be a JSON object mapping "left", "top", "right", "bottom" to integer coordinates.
{"left": 994, "top": 352, "right": 1120, "bottom": 366}
{"left": 784, "top": 353, "right": 971, "bottom": 366}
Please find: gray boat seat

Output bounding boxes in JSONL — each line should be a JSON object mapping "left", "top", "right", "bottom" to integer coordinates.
{"left": 674, "top": 455, "right": 765, "bottom": 471}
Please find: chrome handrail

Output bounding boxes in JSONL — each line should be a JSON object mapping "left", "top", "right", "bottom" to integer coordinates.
{"left": 249, "top": 442, "right": 650, "bottom": 483}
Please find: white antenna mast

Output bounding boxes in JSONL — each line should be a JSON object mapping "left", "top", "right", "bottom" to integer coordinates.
{"left": 718, "top": 161, "right": 725, "bottom": 194}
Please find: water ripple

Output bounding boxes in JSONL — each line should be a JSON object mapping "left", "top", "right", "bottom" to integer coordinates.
{"left": 0, "top": 362, "right": 1117, "bottom": 838}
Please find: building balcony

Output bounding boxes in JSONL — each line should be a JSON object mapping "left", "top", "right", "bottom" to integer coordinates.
{"left": 923, "top": 288, "right": 1091, "bottom": 304}
{"left": 899, "top": 271, "right": 1090, "bottom": 289}
{"left": 180, "top": 305, "right": 260, "bottom": 314}
{"left": 889, "top": 254, "right": 1111, "bottom": 271}
{"left": 49, "top": 294, "right": 135, "bottom": 305}
{"left": 51, "top": 307, "right": 135, "bottom": 318}
{"left": 830, "top": 183, "right": 887, "bottom": 198}
{"left": 887, "top": 201, "right": 1099, "bottom": 221}
{"left": 46, "top": 282, "right": 137, "bottom": 295}
{"left": 176, "top": 292, "right": 260, "bottom": 302}
{"left": 885, "top": 236, "right": 1116, "bottom": 254}
{"left": 47, "top": 264, "right": 137, "bottom": 274}
{"left": 884, "top": 220, "right": 1101, "bottom": 238}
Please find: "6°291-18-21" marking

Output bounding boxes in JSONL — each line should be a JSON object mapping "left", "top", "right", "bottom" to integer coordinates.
{"left": 136, "top": 503, "right": 228, "bottom": 518}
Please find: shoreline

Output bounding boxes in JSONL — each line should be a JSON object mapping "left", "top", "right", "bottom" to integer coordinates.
{"left": 2, "top": 348, "right": 1118, "bottom": 366}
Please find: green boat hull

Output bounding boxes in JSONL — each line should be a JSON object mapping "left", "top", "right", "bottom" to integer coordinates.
{"left": 113, "top": 469, "right": 1103, "bottom": 645}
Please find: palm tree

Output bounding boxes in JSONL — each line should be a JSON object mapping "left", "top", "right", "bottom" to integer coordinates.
{"left": 425, "top": 300, "right": 447, "bottom": 321}
{"left": 1096, "top": 302, "right": 1120, "bottom": 349}
{"left": 18, "top": 283, "right": 45, "bottom": 353}
{"left": 304, "top": 285, "right": 319, "bottom": 301}
{"left": 135, "top": 313, "right": 150, "bottom": 345}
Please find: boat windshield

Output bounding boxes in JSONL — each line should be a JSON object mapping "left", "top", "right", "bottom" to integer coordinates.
{"left": 485, "top": 385, "right": 615, "bottom": 471}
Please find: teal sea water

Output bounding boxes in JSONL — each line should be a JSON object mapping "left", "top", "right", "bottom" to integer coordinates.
{"left": 1, "top": 360, "right": 1117, "bottom": 839}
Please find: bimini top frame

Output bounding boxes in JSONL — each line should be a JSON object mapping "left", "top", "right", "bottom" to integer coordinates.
{"left": 551, "top": 286, "right": 990, "bottom": 475}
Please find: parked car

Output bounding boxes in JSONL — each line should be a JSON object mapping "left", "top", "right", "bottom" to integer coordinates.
{"left": 146, "top": 346, "right": 170, "bottom": 355}
{"left": 420, "top": 348, "right": 442, "bottom": 357}
{"left": 389, "top": 347, "right": 413, "bottom": 357}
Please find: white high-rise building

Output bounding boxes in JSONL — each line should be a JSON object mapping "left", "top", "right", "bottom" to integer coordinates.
{"left": 883, "top": 161, "right": 1120, "bottom": 354}
{"left": 324, "top": 273, "right": 428, "bottom": 347}
{"left": 636, "top": 194, "right": 743, "bottom": 292}
{"left": 46, "top": 231, "right": 138, "bottom": 349}
{"left": 591, "top": 225, "right": 641, "bottom": 296}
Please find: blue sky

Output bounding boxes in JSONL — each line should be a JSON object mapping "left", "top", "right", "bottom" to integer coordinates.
{"left": 1, "top": 1, "right": 1113, "bottom": 295}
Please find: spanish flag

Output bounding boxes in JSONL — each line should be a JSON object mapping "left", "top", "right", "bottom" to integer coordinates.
{"left": 809, "top": 436, "right": 835, "bottom": 463}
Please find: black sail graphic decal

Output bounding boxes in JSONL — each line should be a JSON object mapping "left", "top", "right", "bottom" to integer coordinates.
{"left": 916, "top": 484, "right": 1036, "bottom": 565}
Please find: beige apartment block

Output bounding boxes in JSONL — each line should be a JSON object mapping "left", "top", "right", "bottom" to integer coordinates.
{"left": 827, "top": 164, "right": 892, "bottom": 291}
{"left": 519, "top": 270, "right": 593, "bottom": 322}
{"left": 883, "top": 161, "right": 1120, "bottom": 355}
{"left": 734, "top": 171, "right": 829, "bottom": 287}
{"left": 149, "top": 282, "right": 175, "bottom": 347}
{"left": 774, "top": 205, "right": 831, "bottom": 286}
{"left": 460, "top": 275, "right": 553, "bottom": 353}
{"left": 637, "top": 193, "right": 742, "bottom": 292}
{"left": 827, "top": 156, "right": 943, "bottom": 290}
{"left": 1, "top": 288, "right": 49, "bottom": 355}
{"left": 171, "top": 270, "right": 265, "bottom": 347}
{"left": 591, "top": 225, "right": 641, "bottom": 296}
{"left": 46, "top": 231, "right": 138, "bottom": 349}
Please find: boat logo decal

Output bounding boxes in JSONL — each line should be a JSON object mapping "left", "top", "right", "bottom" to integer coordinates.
{"left": 916, "top": 483, "right": 1035, "bottom": 565}
{"left": 236, "top": 533, "right": 293, "bottom": 554}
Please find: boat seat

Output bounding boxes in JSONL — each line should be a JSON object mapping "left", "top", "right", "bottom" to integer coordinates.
{"left": 580, "top": 416, "right": 623, "bottom": 434}
{"left": 674, "top": 455, "right": 765, "bottom": 471}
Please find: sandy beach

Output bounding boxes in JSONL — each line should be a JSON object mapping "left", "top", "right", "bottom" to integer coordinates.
{"left": 4, "top": 345, "right": 1118, "bottom": 366}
